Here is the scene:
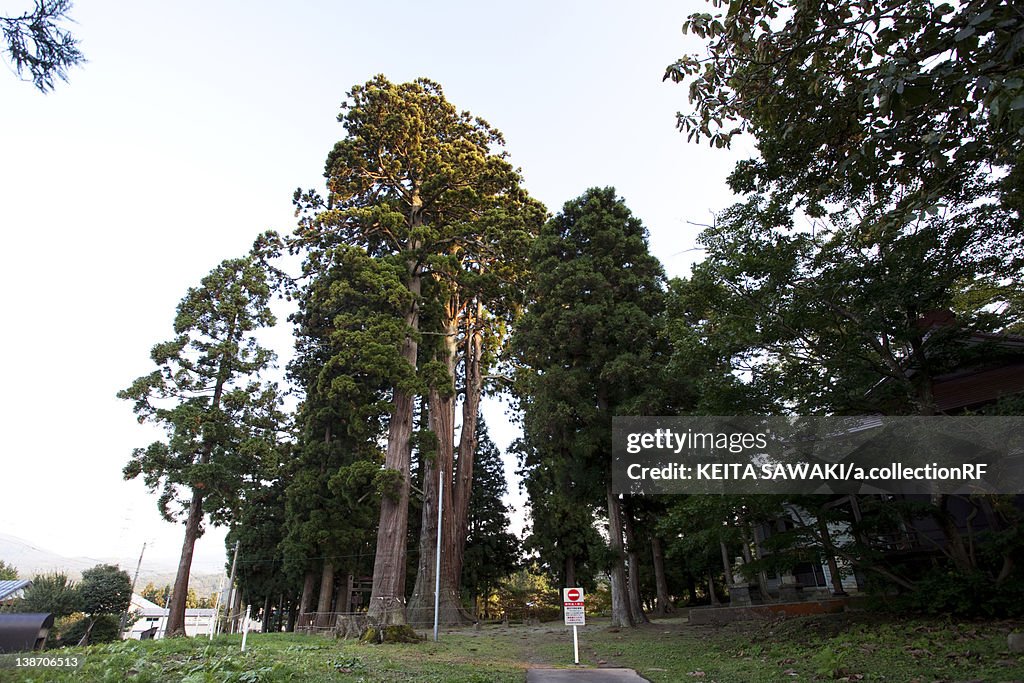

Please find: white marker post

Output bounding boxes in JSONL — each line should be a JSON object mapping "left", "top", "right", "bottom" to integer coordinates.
{"left": 562, "top": 587, "right": 585, "bottom": 665}
{"left": 240, "top": 604, "right": 250, "bottom": 652}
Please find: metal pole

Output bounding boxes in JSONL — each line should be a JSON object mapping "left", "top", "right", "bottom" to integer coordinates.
{"left": 226, "top": 540, "right": 240, "bottom": 633}
{"left": 433, "top": 468, "right": 443, "bottom": 642}
{"left": 572, "top": 625, "right": 579, "bottom": 664}
{"left": 119, "top": 542, "right": 146, "bottom": 637}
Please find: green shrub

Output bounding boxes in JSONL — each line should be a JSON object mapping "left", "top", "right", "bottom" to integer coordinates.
{"left": 60, "top": 614, "right": 122, "bottom": 646}
{"left": 884, "top": 569, "right": 1024, "bottom": 618}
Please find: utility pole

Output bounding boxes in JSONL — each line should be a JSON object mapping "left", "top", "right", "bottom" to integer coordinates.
{"left": 226, "top": 540, "right": 240, "bottom": 633}
{"left": 119, "top": 542, "right": 146, "bottom": 636}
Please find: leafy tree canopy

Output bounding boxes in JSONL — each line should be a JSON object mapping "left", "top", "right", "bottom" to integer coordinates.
{"left": 0, "top": 560, "right": 17, "bottom": 581}
{"left": 78, "top": 564, "right": 131, "bottom": 617}
{"left": 18, "top": 572, "right": 79, "bottom": 618}
{"left": 120, "top": 255, "right": 283, "bottom": 524}
{"left": 666, "top": 0, "right": 1023, "bottom": 210}
{"left": 666, "top": 0, "right": 1023, "bottom": 321}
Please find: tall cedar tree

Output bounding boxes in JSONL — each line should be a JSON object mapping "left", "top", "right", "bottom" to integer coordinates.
{"left": 120, "top": 256, "right": 282, "bottom": 636}
{"left": 225, "top": 452, "right": 292, "bottom": 632}
{"left": 513, "top": 187, "right": 667, "bottom": 627}
{"left": 460, "top": 417, "right": 521, "bottom": 617}
{"left": 517, "top": 439, "right": 606, "bottom": 593}
{"left": 295, "top": 76, "right": 542, "bottom": 625}
{"left": 281, "top": 244, "right": 398, "bottom": 621}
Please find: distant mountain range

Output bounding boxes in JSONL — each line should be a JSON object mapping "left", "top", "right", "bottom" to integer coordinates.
{"left": 0, "top": 533, "right": 226, "bottom": 597}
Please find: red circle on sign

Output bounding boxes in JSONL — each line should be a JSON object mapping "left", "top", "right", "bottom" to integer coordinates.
{"left": 567, "top": 588, "right": 581, "bottom": 601}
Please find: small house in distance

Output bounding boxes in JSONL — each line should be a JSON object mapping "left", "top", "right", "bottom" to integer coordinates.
{"left": 124, "top": 593, "right": 219, "bottom": 639}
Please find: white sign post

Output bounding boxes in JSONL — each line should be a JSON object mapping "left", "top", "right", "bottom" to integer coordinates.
{"left": 562, "top": 587, "right": 585, "bottom": 664}
{"left": 241, "top": 604, "right": 250, "bottom": 652}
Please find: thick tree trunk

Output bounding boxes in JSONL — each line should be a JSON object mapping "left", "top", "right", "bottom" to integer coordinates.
{"left": 606, "top": 485, "right": 634, "bottom": 627}
{"left": 262, "top": 595, "right": 271, "bottom": 633}
{"left": 707, "top": 572, "right": 720, "bottom": 606}
{"left": 166, "top": 492, "right": 203, "bottom": 637}
{"left": 650, "top": 536, "right": 673, "bottom": 616}
{"left": 622, "top": 501, "right": 648, "bottom": 624}
{"left": 447, "top": 303, "right": 483, "bottom": 590}
{"left": 299, "top": 571, "right": 316, "bottom": 616}
{"left": 407, "top": 416, "right": 443, "bottom": 626}
{"left": 743, "top": 525, "right": 773, "bottom": 601}
{"left": 409, "top": 309, "right": 470, "bottom": 626}
{"left": 720, "top": 540, "right": 735, "bottom": 587}
{"left": 933, "top": 494, "right": 974, "bottom": 573}
{"left": 817, "top": 512, "right": 847, "bottom": 596}
{"left": 316, "top": 562, "right": 335, "bottom": 628}
{"left": 367, "top": 253, "right": 421, "bottom": 627}
{"left": 287, "top": 597, "right": 298, "bottom": 632}
{"left": 564, "top": 555, "right": 577, "bottom": 590}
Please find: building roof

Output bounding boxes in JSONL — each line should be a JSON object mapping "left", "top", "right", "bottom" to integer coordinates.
{"left": 870, "top": 312, "right": 1024, "bottom": 412}
{"left": 0, "top": 579, "right": 31, "bottom": 601}
{"left": 934, "top": 362, "right": 1024, "bottom": 412}
{"left": 130, "top": 593, "right": 162, "bottom": 611}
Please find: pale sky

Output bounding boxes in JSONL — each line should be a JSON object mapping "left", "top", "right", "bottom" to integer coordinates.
{"left": 0, "top": 1, "right": 748, "bottom": 577}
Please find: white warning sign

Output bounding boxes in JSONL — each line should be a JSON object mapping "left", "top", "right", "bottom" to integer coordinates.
{"left": 563, "top": 587, "right": 585, "bottom": 626}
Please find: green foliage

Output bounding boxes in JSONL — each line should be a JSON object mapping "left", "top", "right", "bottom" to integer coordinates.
{"left": 0, "top": 0, "right": 84, "bottom": 92}
{"left": 810, "top": 644, "right": 851, "bottom": 679}
{"left": 372, "top": 467, "right": 403, "bottom": 502}
{"left": 686, "top": 197, "right": 1019, "bottom": 414}
{"left": 657, "top": 0, "right": 1024, "bottom": 612}
{"left": 358, "top": 625, "right": 420, "bottom": 644}
{"left": 885, "top": 568, "right": 1024, "bottom": 618}
{"left": 17, "top": 572, "right": 79, "bottom": 618}
{"left": 494, "top": 568, "right": 562, "bottom": 623}
{"left": 666, "top": 0, "right": 1024, "bottom": 216}
{"left": 119, "top": 255, "right": 283, "bottom": 524}
{"left": 59, "top": 613, "right": 120, "bottom": 646}
{"left": 0, "top": 560, "right": 17, "bottom": 580}
{"left": 288, "top": 75, "right": 545, "bottom": 620}
{"left": 79, "top": 564, "right": 131, "bottom": 617}
{"left": 512, "top": 187, "right": 668, "bottom": 589}
{"left": 4, "top": 618, "right": 1022, "bottom": 683}
{"left": 139, "top": 582, "right": 170, "bottom": 607}
{"left": 281, "top": 243, "right": 397, "bottom": 586}
{"left": 461, "top": 418, "right": 521, "bottom": 605}
{"left": 224, "top": 437, "right": 294, "bottom": 617}
{"left": 666, "top": 0, "right": 1024, "bottom": 415}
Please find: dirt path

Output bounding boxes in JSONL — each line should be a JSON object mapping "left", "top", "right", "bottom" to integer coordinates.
{"left": 449, "top": 619, "right": 689, "bottom": 679}
{"left": 526, "top": 669, "right": 649, "bottom": 682}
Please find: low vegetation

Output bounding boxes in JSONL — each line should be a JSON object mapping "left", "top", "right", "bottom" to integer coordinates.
{"left": 2, "top": 613, "right": 1022, "bottom": 682}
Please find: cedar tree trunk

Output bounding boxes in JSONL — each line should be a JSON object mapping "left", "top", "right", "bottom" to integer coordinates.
{"left": 606, "top": 484, "right": 634, "bottom": 627}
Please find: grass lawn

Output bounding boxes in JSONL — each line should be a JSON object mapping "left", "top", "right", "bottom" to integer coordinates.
{"left": 1, "top": 612, "right": 1022, "bottom": 682}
